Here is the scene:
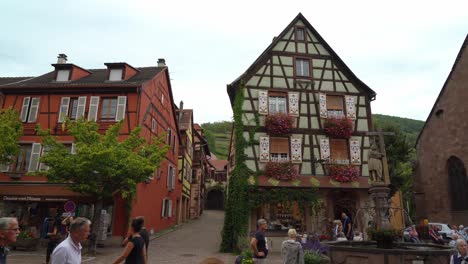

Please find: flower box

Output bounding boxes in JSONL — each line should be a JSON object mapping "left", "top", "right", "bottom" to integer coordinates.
{"left": 327, "top": 164, "right": 359, "bottom": 183}
{"left": 324, "top": 117, "right": 353, "bottom": 139}
{"left": 265, "top": 113, "right": 294, "bottom": 136}
{"left": 264, "top": 161, "right": 298, "bottom": 181}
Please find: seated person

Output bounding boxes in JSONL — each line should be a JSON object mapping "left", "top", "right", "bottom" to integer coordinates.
{"left": 429, "top": 225, "right": 444, "bottom": 245}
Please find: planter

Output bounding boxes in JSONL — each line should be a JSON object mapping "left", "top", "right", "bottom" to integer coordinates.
{"left": 265, "top": 113, "right": 294, "bottom": 136}
{"left": 324, "top": 117, "right": 353, "bottom": 139}
{"left": 327, "top": 164, "right": 359, "bottom": 183}
{"left": 264, "top": 161, "right": 298, "bottom": 181}
{"left": 13, "top": 237, "right": 40, "bottom": 251}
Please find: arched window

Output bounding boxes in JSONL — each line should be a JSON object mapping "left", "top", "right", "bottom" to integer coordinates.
{"left": 448, "top": 156, "right": 468, "bottom": 211}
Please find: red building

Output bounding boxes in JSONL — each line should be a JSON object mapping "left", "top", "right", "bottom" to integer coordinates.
{"left": 0, "top": 54, "right": 182, "bottom": 237}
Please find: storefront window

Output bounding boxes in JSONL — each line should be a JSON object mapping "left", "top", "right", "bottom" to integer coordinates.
{"left": 257, "top": 202, "right": 305, "bottom": 232}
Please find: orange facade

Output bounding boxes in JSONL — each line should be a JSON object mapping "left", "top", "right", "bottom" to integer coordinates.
{"left": 0, "top": 61, "right": 181, "bottom": 236}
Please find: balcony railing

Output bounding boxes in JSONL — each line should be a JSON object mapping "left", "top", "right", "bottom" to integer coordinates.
{"left": 327, "top": 110, "right": 345, "bottom": 119}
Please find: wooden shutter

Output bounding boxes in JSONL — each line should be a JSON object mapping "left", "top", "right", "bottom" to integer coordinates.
{"left": 28, "top": 143, "right": 42, "bottom": 172}
{"left": 271, "top": 138, "right": 289, "bottom": 154}
{"left": 288, "top": 92, "right": 299, "bottom": 116}
{"left": 345, "top": 96, "right": 356, "bottom": 119}
{"left": 115, "top": 96, "right": 127, "bottom": 121}
{"left": 58, "top": 97, "right": 70, "bottom": 123}
{"left": 259, "top": 136, "right": 270, "bottom": 162}
{"left": 27, "top": 97, "right": 40, "bottom": 123}
{"left": 350, "top": 140, "right": 361, "bottom": 164}
{"left": 330, "top": 139, "right": 349, "bottom": 163}
{"left": 319, "top": 93, "right": 327, "bottom": 118}
{"left": 39, "top": 147, "right": 49, "bottom": 171}
{"left": 161, "top": 199, "right": 166, "bottom": 217}
{"left": 327, "top": 95, "right": 343, "bottom": 110}
{"left": 20, "top": 97, "right": 30, "bottom": 122}
{"left": 168, "top": 199, "right": 173, "bottom": 217}
{"left": 258, "top": 90, "right": 268, "bottom": 115}
{"left": 88, "top": 96, "right": 100, "bottom": 121}
{"left": 290, "top": 137, "right": 302, "bottom": 163}
{"left": 76, "top": 96, "right": 87, "bottom": 119}
{"left": 319, "top": 138, "right": 330, "bottom": 162}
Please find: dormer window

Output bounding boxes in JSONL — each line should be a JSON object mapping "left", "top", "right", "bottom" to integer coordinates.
{"left": 109, "top": 68, "right": 123, "bottom": 81}
{"left": 56, "top": 70, "right": 70, "bottom": 82}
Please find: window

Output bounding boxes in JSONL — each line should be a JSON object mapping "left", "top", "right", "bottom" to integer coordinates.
{"left": 295, "top": 59, "right": 310, "bottom": 77}
{"left": 167, "top": 128, "right": 172, "bottom": 146}
{"left": 100, "top": 98, "right": 117, "bottom": 120}
{"left": 58, "top": 97, "right": 87, "bottom": 122}
{"left": 109, "top": 68, "right": 123, "bottom": 81}
{"left": 167, "top": 166, "right": 175, "bottom": 191}
{"left": 151, "top": 118, "right": 157, "bottom": 132}
{"left": 268, "top": 93, "right": 287, "bottom": 114}
{"left": 20, "top": 97, "right": 40, "bottom": 123}
{"left": 330, "top": 139, "right": 349, "bottom": 164}
{"left": 270, "top": 138, "right": 289, "bottom": 162}
{"left": 161, "top": 198, "right": 172, "bottom": 218}
{"left": 327, "top": 95, "right": 345, "bottom": 118}
{"left": 296, "top": 27, "right": 305, "bottom": 41}
{"left": 9, "top": 145, "right": 32, "bottom": 173}
{"left": 258, "top": 202, "right": 305, "bottom": 232}
{"left": 56, "top": 70, "right": 70, "bottom": 82}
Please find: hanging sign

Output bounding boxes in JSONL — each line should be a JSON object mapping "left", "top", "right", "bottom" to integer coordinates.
{"left": 64, "top": 200, "right": 76, "bottom": 213}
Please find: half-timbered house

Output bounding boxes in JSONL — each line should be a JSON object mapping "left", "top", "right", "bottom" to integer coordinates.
{"left": 227, "top": 13, "right": 376, "bottom": 247}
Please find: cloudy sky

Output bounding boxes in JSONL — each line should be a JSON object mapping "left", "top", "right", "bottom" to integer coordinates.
{"left": 1, "top": 0, "right": 467, "bottom": 124}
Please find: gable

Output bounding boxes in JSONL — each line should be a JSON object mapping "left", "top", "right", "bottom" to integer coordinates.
{"left": 228, "top": 13, "right": 375, "bottom": 105}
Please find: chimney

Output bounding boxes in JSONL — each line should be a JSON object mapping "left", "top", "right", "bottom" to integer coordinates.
{"left": 157, "top": 58, "right": 166, "bottom": 67}
{"left": 57, "top": 54, "right": 68, "bottom": 64}
{"left": 178, "top": 101, "right": 184, "bottom": 121}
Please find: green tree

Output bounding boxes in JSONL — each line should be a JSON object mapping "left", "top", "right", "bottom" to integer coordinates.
{"left": 0, "top": 108, "right": 22, "bottom": 165}
{"left": 37, "top": 118, "right": 169, "bottom": 251}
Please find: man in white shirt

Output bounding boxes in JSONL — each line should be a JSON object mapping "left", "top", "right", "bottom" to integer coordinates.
{"left": 51, "top": 217, "right": 91, "bottom": 264}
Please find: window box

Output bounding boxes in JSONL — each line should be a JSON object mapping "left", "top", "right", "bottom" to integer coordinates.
{"left": 264, "top": 161, "right": 298, "bottom": 181}
{"left": 265, "top": 113, "right": 294, "bottom": 136}
{"left": 324, "top": 117, "right": 353, "bottom": 139}
{"left": 326, "top": 164, "right": 359, "bottom": 183}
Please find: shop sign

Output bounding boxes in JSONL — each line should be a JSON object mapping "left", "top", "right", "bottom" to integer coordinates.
{"left": 2, "top": 196, "right": 68, "bottom": 202}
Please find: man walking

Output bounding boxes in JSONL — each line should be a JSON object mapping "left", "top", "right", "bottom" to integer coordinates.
{"left": 341, "top": 212, "right": 352, "bottom": 240}
{"left": 0, "top": 217, "right": 20, "bottom": 264}
{"left": 51, "top": 217, "right": 91, "bottom": 264}
{"left": 251, "top": 219, "right": 269, "bottom": 264}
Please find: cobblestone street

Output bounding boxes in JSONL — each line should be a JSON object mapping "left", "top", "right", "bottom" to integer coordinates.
{"left": 8, "top": 210, "right": 282, "bottom": 263}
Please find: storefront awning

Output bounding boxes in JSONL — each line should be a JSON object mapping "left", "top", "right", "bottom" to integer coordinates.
{"left": 0, "top": 183, "right": 92, "bottom": 202}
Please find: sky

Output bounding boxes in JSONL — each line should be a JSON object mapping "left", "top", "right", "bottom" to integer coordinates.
{"left": 1, "top": 0, "right": 467, "bottom": 124}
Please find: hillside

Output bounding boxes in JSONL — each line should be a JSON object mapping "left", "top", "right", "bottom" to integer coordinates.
{"left": 201, "top": 114, "right": 425, "bottom": 159}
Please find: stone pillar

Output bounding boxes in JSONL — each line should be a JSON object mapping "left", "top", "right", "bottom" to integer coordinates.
{"left": 368, "top": 185, "right": 391, "bottom": 230}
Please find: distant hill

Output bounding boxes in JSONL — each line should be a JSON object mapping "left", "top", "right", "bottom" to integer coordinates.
{"left": 201, "top": 114, "right": 425, "bottom": 159}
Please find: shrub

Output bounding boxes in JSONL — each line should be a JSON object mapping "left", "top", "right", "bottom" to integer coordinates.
{"left": 304, "top": 250, "right": 322, "bottom": 264}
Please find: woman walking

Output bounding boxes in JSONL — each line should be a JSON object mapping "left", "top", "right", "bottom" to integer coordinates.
{"left": 113, "top": 218, "right": 147, "bottom": 264}
{"left": 281, "top": 229, "right": 304, "bottom": 264}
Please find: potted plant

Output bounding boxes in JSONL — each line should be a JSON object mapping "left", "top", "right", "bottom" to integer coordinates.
{"left": 327, "top": 164, "right": 359, "bottom": 183}
{"left": 367, "top": 228, "right": 402, "bottom": 249}
{"left": 264, "top": 161, "right": 299, "bottom": 181}
{"left": 265, "top": 113, "right": 294, "bottom": 136}
{"left": 323, "top": 117, "right": 353, "bottom": 139}
{"left": 13, "top": 230, "right": 40, "bottom": 251}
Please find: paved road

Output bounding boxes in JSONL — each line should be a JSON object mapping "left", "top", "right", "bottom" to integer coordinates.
{"left": 8, "top": 210, "right": 282, "bottom": 263}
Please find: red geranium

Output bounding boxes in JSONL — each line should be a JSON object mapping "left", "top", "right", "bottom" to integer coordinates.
{"left": 264, "top": 161, "right": 298, "bottom": 181}
{"left": 327, "top": 164, "right": 359, "bottom": 183}
{"left": 265, "top": 113, "right": 294, "bottom": 136}
{"left": 324, "top": 117, "right": 353, "bottom": 139}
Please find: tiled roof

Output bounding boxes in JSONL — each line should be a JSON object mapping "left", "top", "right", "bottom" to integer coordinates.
{"left": 210, "top": 159, "right": 228, "bottom": 171}
{"left": 0, "top": 67, "right": 165, "bottom": 88}
{"left": 176, "top": 109, "right": 193, "bottom": 130}
{"left": 0, "top": 77, "right": 33, "bottom": 86}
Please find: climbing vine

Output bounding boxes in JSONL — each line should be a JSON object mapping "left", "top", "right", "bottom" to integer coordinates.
{"left": 221, "top": 82, "right": 252, "bottom": 252}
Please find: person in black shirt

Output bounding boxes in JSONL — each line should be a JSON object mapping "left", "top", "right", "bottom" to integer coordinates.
{"left": 122, "top": 217, "right": 149, "bottom": 254}
{"left": 251, "top": 219, "right": 268, "bottom": 263}
{"left": 113, "top": 218, "right": 147, "bottom": 264}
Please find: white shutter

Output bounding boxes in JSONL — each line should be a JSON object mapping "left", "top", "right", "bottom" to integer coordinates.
{"left": 27, "top": 97, "right": 40, "bottom": 123}
{"left": 168, "top": 200, "right": 173, "bottom": 217}
{"left": 161, "top": 199, "right": 166, "bottom": 217}
{"left": 319, "top": 138, "right": 330, "bottom": 162}
{"left": 290, "top": 137, "right": 302, "bottom": 163}
{"left": 28, "top": 143, "right": 42, "bottom": 172}
{"left": 20, "top": 97, "right": 31, "bottom": 122}
{"left": 58, "top": 97, "right": 70, "bottom": 123}
{"left": 288, "top": 92, "right": 299, "bottom": 116}
{"left": 71, "top": 143, "right": 76, "bottom": 154}
{"left": 259, "top": 136, "right": 270, "bottom": 162}
{"left": 350, "top": 140, "right": 361, "bottom": 164}
{"left": 115, "top": 96, "right": 127, "bottom": 121}
{"left": 167, "top": 166, "right": 171, "bottom": 189}
{"left": 76, "top": 96, "right": 87, "bottom": 119}
{"left": 39, "top": 147, "right": 49, "bottom": 171}
{"left": 0, "top": 163, "right": 10, "bottom": 172}
{"left": 319, "top": 93, "right": 327, "bottom": 118}
{"left": 345, "top": 96, "right": 356, "bottom": 120}
{"left": 171, "top": 168, "right": 176, "bottom": 190}
{"left": 88, "top": 96, "right": 100, "bottom": 121}
{"left": 258, "top": 90, "right": 268, "bottom": 115}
